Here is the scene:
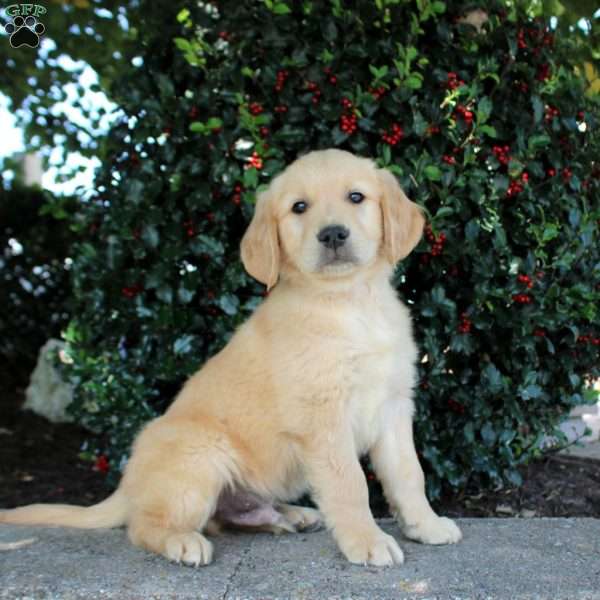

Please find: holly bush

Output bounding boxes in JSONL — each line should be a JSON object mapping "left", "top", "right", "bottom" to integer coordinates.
{"left": 62, "top": 0, "right": 599, "bottom": 498}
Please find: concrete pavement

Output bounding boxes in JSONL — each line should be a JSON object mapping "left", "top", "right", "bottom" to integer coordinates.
{"left": 1, "top": 518, "right": 599, "bottom": 599}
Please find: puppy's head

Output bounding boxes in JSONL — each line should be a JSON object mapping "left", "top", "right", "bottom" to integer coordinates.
{"left": 241, "top": 149, "right": 424, "bottom": 289}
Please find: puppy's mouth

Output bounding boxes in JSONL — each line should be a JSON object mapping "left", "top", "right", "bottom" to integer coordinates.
{"left": 317, "top": 248, "right": 357, "bottom": 272}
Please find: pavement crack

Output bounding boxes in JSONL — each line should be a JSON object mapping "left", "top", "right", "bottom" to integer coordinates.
{"left": 221, "top": 539, "right": 250, "bottom": 600}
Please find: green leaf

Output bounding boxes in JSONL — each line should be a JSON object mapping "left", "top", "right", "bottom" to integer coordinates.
{"left": 483, "top": 363, "right": 503, "bottom": 392}
{"left": 173, "top": 335, "right": 195, "bottom": 355}
{"left": 206, "top": 117, "right": 223, "bottom": 130}
{"left": 178, "top": 287, "right": 195, "bottom": 304}
{"left": 141, "top": 225, "right": 159, "bottom": 249}
{"left": 217, "top": 294, "right": 240, "bottom": 316}
{"left": 176, "top": 8, "right": 190, "bottom": 23}
{"left": 479, "top": 124, "right": 497, "bottom": 138}
{"left": 156, "top": 285, "right": 173, "bottom": 304}
{"left": 189, "top": 122, "right": 206, "bottom": 133}
{"left": 464, "top": 422, "right": 475, "bottom": 443}
{"left": 243, "top": 167, "right": 259, "bottom": 188}
{"left": 434, "top": 206, "right": 454, "bottom": 219}
{"left": 405, "top": 74, "right": 423, "bottom": 89}
{"left": 424, "top": 165, "right": 442, "bottom": 181}
{"left": 528, "top": 134, "right": 551, "bottom": 151}
{"left": 173, "top": 37, "right": 191, "bottom": 52}
{"left": 272, "top": 2, "right": 292, "bottom": 14}
{"left": 532, "top": 96, "right": 544, "bottom": 124}
{"left": 481, "top": 423, "right": 497, "bottom": 446}
{"left": 542, "top": 224, "right": 560, "bottom": 242}
{"left": 520, "top": 384, "right": 543, "bottom": 400}
{"left": 477, "top": 96, "right": 493, "bottom": 124}
{"left": 191, "top": 234, "right": 224, "bottom": 257}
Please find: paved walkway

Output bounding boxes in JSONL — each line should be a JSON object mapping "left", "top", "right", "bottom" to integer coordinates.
{"left": 1, "top": 519, "right": 599, "bottom": 599}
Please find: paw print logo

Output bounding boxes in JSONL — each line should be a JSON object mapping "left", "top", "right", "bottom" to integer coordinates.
{"left": 5, "top": 15, "right": 45, "bottom": 48}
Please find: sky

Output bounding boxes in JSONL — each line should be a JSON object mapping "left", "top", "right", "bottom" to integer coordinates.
{"left": 0, "top": 38, "right": 118, "bottom": 196}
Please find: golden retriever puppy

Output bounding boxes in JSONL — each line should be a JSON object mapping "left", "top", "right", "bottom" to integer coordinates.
{"left": 0, "top": 149, "right": 461, "bottom": 566}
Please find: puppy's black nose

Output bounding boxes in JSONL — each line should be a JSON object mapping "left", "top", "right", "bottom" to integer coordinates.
{"left": 317, "top": 225, "right": 350, "bottom": 250}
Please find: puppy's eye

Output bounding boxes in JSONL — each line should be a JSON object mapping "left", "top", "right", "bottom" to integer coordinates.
{"left": 348, "top": 191, "right": 365, "bottom": 204}
{"left": 292, "top": 200, "right": 308, "bottom": 214}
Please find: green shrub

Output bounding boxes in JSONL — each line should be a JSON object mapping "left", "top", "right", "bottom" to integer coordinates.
{"left": 64, "top": 0, "right": 599, "bottom": 498}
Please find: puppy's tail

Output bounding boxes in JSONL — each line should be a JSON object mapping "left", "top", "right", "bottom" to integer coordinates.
{"left": 0, "top": 489, "right": 128, "bottom": 529}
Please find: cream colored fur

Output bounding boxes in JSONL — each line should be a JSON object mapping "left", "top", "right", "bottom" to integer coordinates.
{"left": 0, "top": 149, "right": 461, "bottom": 567}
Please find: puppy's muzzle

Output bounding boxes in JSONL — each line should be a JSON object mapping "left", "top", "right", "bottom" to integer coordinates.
{"left": 317, "top": 225, "right": 350, "bottom": 251}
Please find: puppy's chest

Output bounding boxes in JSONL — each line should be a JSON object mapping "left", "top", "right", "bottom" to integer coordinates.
{"left": 341, "top": 309, "right": 406, "bottom": 454}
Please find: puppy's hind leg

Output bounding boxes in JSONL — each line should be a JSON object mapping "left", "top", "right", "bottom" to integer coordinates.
{"left": 128, "top": 486, "right": 216, "bottom": 567}
{"left": 124, "top": 419, "right": 235, "bottom": 566}
{"left": 276, "top": 503, "right": 325, "bottom": 533}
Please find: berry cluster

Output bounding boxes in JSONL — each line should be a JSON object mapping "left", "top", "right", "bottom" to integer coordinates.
{"left": 519, "top": 25, "right": 555, "bottom": 50}
{"left": 274, "top": 104, "right": 288, "bottom": 114}
{"left": 183, "top": 219, "right": 196, "bottom": 238}
{"left": 425, "top": 225, "right": 446, "bottom": 256}
{"left": 427, "top": 124, "right": 440, "bottom": 135}
{"left": 122, "top": 283, "right": 143, "bottom": 299}
{"left": 340, "top": 98, "right": 357, "bottom": 134}
{"left": 274, "top": 69, "right": 289, "bottom": 92}
{"left": 442, "top": 154, "right": 456, "bottom": 165}
{"left": 536, "top": 63, "right": 551, "bottom": 81}
{"left": 544, "top": 105, "right": 559, "bottom": 123}
{"left": 369, "top": 86, "right": 386, "bottom": 100}
{"left": 458, "top": 313, "right": 472, "bottom": 334}
{"left": 506, "top": 173, "right": 528, "bottom": 197}
{"left": 512, "top": 293, "right": 532, "bottom": 304}
{"left": 323, "top": 67, "right": 337, "bottom": 85}
{"left": 93, "top": 455, "right": 110, "bottom": 474}
{"left": 534, "top": 329, "right": 546, "bottom": 338}
{"left": 546, "top": 167, "right": 556, "bottom": 178}
{"left": 517, "top": 274, "right": 534, "bottom": 289}
{"left": 381, "top": 123, "right": 403, "bottom": 146}
{"left": 577, "top": 335, "right": 600, "bottom": 346}
{"left": 246, "top": 151, "right": 263, "bottom": 170}
{"left": 562, "top": 167, "right": 572, "bottom": 182}
{"left": 514, "top": 80, "right": 529, "bottom": 93}
{"left": 446, "top": 71, "right": 465, "bottom": 90}
{"left": 492, "top": 144, "right": 511, "bottom": 166}
{"left": 231, "top": 183, "right": 243, "bottom": 205}
{"left": 454, "top": 104, "right": 473, "bottom": 125}
{"left": 249, "top": 102, "right": 263, "bottom": 115}
{"left": 306, "top": 81, "right": 321, "bottom": 105}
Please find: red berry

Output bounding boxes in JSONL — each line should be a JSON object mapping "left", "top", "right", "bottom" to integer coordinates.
{"left": 94, "top": 455, "right": 109, "bottom": 474}
{"left": 249, "top": 102, "right": 263, "bottom": 115}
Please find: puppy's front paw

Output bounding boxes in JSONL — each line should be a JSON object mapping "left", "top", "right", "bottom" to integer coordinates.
{"left": 403, "top": 515, "right": 462, "bottom": 545}
{"left": 338, "top": 529, "right": 404, "bottom": 566}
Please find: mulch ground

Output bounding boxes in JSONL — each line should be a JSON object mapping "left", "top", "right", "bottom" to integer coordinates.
{"left": 1, "top": 386, "right": 599, "bottom": 518}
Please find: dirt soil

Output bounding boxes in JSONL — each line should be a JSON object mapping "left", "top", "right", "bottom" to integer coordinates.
{"left": 1, "top": 387, "right": 599, "bottom": 518}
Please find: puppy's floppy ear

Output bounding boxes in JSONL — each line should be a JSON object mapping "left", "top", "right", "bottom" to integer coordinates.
{"left": 241, "top": 188, "right": 280, "bottom": 290}
{"left": 377, "top": 168, "right": 425, "bottom": 264}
